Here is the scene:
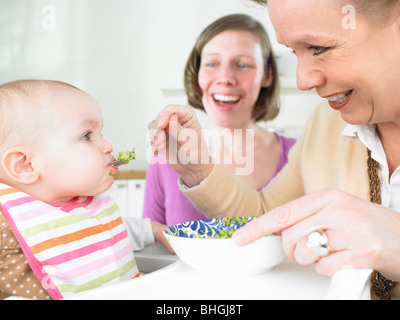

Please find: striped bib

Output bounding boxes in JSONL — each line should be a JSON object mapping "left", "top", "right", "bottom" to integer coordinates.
{"left": 0, "top": 183, "right": 139, "bottom": 299}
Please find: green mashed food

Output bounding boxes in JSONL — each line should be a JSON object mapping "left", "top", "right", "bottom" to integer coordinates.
{"left": 117, "top": 150, "right": 136, "bottom": 162}
{"left": 109, "top": 150, "right": 136, "bottom": 175}
{"left": 197, "top": 217, "right": 255, "bottom": 239}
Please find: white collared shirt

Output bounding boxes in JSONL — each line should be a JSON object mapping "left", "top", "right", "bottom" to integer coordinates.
{"left": 342, "top": 124, "right": 400, "bottom": 212}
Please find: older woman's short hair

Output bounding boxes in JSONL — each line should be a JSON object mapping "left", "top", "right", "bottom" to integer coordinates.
{"left": 184, "top": 13, "right": 280, "bottom": 122}
{"left": 250, "top": 0, "right": 400, "bottom": 27}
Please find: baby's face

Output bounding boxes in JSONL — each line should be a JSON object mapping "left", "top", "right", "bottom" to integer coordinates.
{"left": 33, "top": 87, "right": 116, "bottom": 202}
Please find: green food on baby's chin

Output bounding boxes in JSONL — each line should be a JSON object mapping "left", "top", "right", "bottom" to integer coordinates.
{"left": 117, "top": 150, "right": 136, "bottom": 162}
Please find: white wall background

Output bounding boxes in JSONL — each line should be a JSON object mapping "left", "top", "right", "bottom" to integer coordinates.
{"left": 0, "top": 0, "right": 324, "bottom": 171}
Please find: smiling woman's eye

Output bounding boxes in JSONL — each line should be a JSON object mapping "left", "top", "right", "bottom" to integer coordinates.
{"left": 206, "top": 62, "right": 217, "bottom": 67}
{"left": 81, "top": 131, "right": 92, "bottom": 141}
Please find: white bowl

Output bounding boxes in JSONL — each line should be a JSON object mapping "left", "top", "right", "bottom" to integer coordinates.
{"left": 163, "top": 217, "right": 285, "bottom": 276}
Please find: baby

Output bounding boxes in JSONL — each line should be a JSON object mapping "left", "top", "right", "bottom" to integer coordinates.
{"left": 0, "top": 80, "right": 167, "bottom": 300}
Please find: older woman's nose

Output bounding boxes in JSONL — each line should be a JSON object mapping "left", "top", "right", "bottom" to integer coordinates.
{"left": 296, "top": 57, "right": 326, "bottom": 91}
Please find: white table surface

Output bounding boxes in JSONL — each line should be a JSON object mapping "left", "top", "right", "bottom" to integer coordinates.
{"left": 69, "top": 253, "right": 332, "bottom": 300}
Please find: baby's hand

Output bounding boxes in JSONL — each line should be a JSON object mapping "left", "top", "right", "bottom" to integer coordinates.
{"left": 150, "top": 221, "right": 175, "bottom": 254}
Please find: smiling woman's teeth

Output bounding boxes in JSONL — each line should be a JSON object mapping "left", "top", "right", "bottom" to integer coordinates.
{"left": 326, "top": 90, "right": 352, "bottom": 103}
{"left": 213, "top": 94, "right": 240, "bottom": 103}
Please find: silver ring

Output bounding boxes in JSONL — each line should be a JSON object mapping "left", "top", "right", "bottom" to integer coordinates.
{"left": 307, "top": 230, "right": 330, "bottom": 257}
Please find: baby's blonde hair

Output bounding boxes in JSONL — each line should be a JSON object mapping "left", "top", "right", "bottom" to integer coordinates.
{"left": 0, "top": 80, "right": 82, "bottom": 153}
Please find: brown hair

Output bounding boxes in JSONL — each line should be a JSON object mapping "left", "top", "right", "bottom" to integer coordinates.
{"left": 184, "top": 13, "right": 280, "bottom": 122}
{"left": 249, "top": 0, "right": 267, "bottom": 4}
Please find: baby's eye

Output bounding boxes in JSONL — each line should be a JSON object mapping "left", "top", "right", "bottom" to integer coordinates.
{"left": 81, "top": 131, "right": 92, "bottom": 141}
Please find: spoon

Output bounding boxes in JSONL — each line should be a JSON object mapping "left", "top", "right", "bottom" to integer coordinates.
{"left": 110, "top": 129, "right": 160, "bottom": 166}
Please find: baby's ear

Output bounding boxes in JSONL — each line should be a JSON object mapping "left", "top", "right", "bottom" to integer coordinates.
{"left": 1, "top": 147, "right": 39, "bottom": 185}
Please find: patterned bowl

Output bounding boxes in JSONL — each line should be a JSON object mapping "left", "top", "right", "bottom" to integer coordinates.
{"left": 163, "top": 217, "right": 285, "bottom": 276}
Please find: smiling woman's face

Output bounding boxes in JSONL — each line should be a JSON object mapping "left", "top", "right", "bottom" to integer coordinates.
{"left": 267, "top": 0, "right": 400, "bottom": 125}
{"left": 198, "top": 29, "right": 270, "bottom": 129}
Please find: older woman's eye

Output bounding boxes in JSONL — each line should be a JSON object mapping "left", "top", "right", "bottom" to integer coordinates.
{"left": 309, "top": 46, "right": 330, "bottom": 56}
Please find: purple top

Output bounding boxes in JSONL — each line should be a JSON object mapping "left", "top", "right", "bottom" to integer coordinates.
{"left": 142, "top": 133, "right": 296, "bottom": 226}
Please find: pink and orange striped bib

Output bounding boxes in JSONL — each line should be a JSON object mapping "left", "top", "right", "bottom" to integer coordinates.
{"left": 0, "top": 184, "right": 139, "bottom": 299}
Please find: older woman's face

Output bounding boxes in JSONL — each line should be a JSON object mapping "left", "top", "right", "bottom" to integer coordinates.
{"left": 268, "top": 0, "right": 400, "bottom": 125}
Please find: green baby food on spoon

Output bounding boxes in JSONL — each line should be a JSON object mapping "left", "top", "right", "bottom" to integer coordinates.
{"left": 117, "top": 150, "right": 136, "bottom": 163}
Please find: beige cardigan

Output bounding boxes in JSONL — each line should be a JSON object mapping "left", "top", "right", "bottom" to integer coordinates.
{"left": 182, "top": 102, "right": 370, "bottom": 217}
{"left": 181, "top": 103, "right": 400, "bottom": 300}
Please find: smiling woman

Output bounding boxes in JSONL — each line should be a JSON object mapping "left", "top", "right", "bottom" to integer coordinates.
{"left": 184, "top": 14, "right": 280, "bottom": 122}
{"left": 143, "top": 14, "right": 296, "bottom": 227}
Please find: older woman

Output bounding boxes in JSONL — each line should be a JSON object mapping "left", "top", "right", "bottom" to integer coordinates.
{"left": 151, "top": 0, "right": 400, "bottom": 300}
{"left": 143, "top": 14, "right": 295, "bottom": 227}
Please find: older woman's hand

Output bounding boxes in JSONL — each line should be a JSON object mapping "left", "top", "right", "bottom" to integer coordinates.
{"left": 233, "top": 189, "right": 400, "bottom": 281}
{"left": 150, "top": 104, "right": 214, "bottom": 187}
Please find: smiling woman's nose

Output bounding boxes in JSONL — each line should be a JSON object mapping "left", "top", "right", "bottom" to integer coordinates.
{"left": 216, "top": 65, "right": 237, "bottom": 86}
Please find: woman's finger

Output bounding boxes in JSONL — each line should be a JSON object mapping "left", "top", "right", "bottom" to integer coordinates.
{"left": 155, "top": 105, "right": 180, "bottom": 130}
{"left": 233, "top": 189, "right": 336, "bottom": 246}
{"left": 280, "top": 208, "right": 347, "bottom": 260}
{"left": 314, "top": 250, "right": 357, "bottom": 276}
{"left": 292, "top": 237, "right": 320, "bottom": 265}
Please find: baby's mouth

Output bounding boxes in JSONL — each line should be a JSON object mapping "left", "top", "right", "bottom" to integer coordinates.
{"left": 108, "top": 162, "right": 118, "bottom": 175}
